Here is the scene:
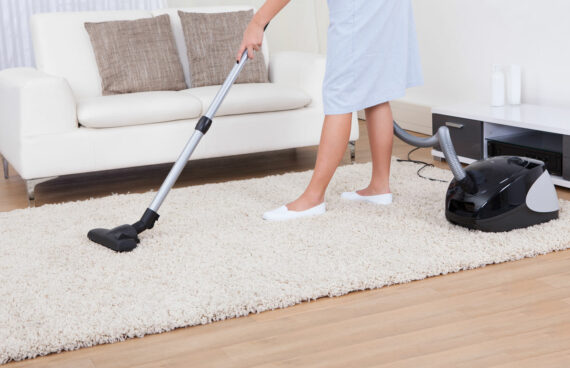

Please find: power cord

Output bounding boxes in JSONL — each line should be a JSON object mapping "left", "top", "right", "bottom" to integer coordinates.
{"left": 396, "top": 147, "right": 448, "bottom": 183}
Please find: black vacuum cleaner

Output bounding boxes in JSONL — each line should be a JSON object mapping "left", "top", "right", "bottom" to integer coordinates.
{"left": 445, "top": 156, "right": 560, "bottom": 232}
{"left": 393, "top": 123, "right": 560, "bottom": 232}
{"left": 88, "top": 32, "right": 560, "bottom": 252}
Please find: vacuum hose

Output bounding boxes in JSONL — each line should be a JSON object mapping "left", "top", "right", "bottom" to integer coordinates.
{"left": 393, "top": 121, "right": 478, "bottom": 193}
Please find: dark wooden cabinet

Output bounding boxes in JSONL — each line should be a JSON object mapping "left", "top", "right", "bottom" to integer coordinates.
{"left": 432, "top": 114, "right": 484, "bottom": 160}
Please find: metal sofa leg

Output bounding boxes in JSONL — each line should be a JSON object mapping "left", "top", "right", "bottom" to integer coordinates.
{"left": 348, "top": 141, "right": 356, "bottom": 164}
{"left": 26, "top": 177, "right": 57, "bottom": 207}
{"left": 2, "top": 156, "right": 8, "bottom": 179}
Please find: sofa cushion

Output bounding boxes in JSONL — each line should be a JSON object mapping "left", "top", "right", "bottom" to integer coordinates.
{"left": 77, "top": 91, "right": 202, "bottom": 128}
{"left": 178, "top": 10, "right": 268, "bottom": 88}
{"left": 151, "top": 6, "right": 269, "bottom": 89}
{"left": 181, "top": 83, "right": 311, "bottom": 117}
{"left": 84, "top": 15, "right": 187, "bottom": 95}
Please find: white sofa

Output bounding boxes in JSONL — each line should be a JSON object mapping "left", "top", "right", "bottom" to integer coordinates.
{"left": 0, "top": 5, "right": 359, "bottom": 202}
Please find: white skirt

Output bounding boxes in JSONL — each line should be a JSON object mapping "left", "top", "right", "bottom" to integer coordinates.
{"left": 323, "top": 0, "right": 423, "bottom": 115}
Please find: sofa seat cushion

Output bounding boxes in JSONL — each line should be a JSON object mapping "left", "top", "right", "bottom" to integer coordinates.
{"left": 181, "top": 83, "right": 311, "bottom": 117}
{"left": 78, "top": 91, "right": 202, "bottom": 128}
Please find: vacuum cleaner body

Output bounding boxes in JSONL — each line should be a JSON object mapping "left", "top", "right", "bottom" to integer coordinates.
{"left": 445, "top": 156, "right": 559, "bottom": 232}
{"left": 393, "top": 123, "right": 560, "bottom": 233}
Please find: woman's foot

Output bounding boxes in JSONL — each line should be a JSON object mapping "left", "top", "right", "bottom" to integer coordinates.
{"left": 355, "top": 186, "right": 391, "bottom": 197}
{"left": 263, "top": 202, "right": 326, "bottom": 221}
{"left": 286, "top": 193, "right": 325, "bottom": 211}
{"left": 342, "top": 186, "right": 392, "bottom": 205}
{"left": 263, "top": 193, "right": 325, "bottom": 221}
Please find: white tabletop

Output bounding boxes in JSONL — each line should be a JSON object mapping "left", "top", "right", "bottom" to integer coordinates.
{"left": 432, "top": 103, "right": 570, "bottom": 136}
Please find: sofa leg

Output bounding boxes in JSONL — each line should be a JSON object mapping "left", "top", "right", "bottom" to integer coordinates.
{"left": 348, "top": 141, "right": 356, "bottom": 164}
{"left": 2, "top": 156, "right": 8, "bottom": 179}
{"left": 26, "top": 177, "right": 57, "bottom": 207}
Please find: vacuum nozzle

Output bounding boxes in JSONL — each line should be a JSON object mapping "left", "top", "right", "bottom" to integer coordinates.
{"left": 87, "top": 208, "right": 159, "bottom": 252}
{"left": 88, "top": 225, "right": 140, "bottom": 252}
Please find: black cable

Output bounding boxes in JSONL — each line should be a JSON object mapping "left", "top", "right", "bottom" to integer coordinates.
{"left": 396, "top": 147, "right": 448, "bottom": 183}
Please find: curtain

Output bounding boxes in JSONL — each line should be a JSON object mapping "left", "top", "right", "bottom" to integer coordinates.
{"left": 0, "top": 0, "right": 166, "bottom": 70}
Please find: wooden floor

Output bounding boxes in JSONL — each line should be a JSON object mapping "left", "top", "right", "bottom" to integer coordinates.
{"left": 3, "top": 120, "right": 570, "bottom": 367}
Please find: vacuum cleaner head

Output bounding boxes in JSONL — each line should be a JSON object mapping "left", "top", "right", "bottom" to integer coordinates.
{"left": 87, "top": 209, "right": 159, "bottom": 252}
{"left": 87, "top": 225, "right": 140, "bottom": 252}
{"left": 446, "top": 156, "right": 559, "bottom": 232}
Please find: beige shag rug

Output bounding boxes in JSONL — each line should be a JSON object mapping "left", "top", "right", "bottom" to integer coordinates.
{"left": 1, "top": 160, "right": 569, "bottom": 364}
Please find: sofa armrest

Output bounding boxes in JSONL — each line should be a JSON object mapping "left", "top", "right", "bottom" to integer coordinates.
{"left": 0, "top": 68, "right": 77, "bottom": 139}
{"left": 269, "top": 51, "right": 326, "bottom": 109}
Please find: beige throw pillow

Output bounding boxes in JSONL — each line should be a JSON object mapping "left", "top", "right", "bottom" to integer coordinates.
{"left": 85, "top": 15, "right": 187, "bottom": 95}
{"left": 178, "top": 10, "right": 269, "bottom": 88}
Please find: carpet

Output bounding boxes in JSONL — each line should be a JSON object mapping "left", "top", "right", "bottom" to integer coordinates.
{"left": 1, "top": 160, "right": 569, "bottom": 364}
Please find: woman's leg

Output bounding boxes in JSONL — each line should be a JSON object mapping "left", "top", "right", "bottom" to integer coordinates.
{"left": 357, "top": 102, "right": 393, "bottom": 196}
{"left": 287, "top": 113, "right": 352, "bottom": 211}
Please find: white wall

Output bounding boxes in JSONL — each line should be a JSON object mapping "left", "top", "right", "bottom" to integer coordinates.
{"left": 407, "top": 0, "right": 570, "bottom": 110}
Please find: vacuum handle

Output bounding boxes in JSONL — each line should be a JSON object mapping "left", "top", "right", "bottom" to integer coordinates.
{"left": 204, "top": 22, "right": 270, "bottom": 120}
{"left": 204, "top": 54, "right": 248, "bottom": 119}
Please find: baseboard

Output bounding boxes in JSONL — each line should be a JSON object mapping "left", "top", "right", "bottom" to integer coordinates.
{"left": 357, "top": 100, "right": 432, "bottom": 135}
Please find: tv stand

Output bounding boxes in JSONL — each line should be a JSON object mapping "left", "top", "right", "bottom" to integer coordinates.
{"left": 431, "top": 103, "right": 570, "bottom": 189}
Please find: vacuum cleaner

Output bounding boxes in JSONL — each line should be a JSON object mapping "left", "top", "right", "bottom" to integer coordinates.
{"left": 88, "top": 40, "right": 560, "bottom": 252}
{"left": 393, "top": 123, "right": 560, "bottom": 232}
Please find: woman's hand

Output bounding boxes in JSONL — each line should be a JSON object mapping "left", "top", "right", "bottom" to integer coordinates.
{"left": 236, "top": 20, "right": 265, "bottom": 62}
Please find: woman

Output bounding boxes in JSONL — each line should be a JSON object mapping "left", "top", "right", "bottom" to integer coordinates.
{"left": 237, "top": 0, "right": 423, "bottom": 221}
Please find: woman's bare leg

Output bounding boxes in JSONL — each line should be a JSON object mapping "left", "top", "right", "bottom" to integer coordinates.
{"left": 287, "top": 113, "right": 352, "bottom": 211}
{"left": 357, "top": 102, "right": 393, "bottom": 195}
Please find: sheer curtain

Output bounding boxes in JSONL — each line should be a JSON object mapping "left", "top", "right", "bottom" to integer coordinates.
{"left": 0, "top": 0, "right": 166, "bottom": 70}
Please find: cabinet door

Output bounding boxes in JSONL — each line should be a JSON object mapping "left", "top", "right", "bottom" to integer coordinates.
{"left": 432, "top": 114, "right": 484, "bottom": 160}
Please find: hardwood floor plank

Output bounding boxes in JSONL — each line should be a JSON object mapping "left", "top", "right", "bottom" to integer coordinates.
{"left": 491, "top": 350, "right": 570, "bottom": 368}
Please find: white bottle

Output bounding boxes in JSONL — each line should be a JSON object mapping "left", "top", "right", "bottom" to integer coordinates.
{"left": 491, "top": 64, "right": 506, "bottom": 107}
{"left": 507, "top": 64, "right": 522, "bottom": 105}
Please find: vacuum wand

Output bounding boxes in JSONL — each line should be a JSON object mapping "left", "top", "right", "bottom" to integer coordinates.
{"left": 147, "top": 51, "right": 250, "bottom": 214}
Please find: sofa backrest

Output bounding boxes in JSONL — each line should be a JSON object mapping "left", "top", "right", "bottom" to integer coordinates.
{"left": 31, "top": 6, "right": 269, "bottom": 100}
